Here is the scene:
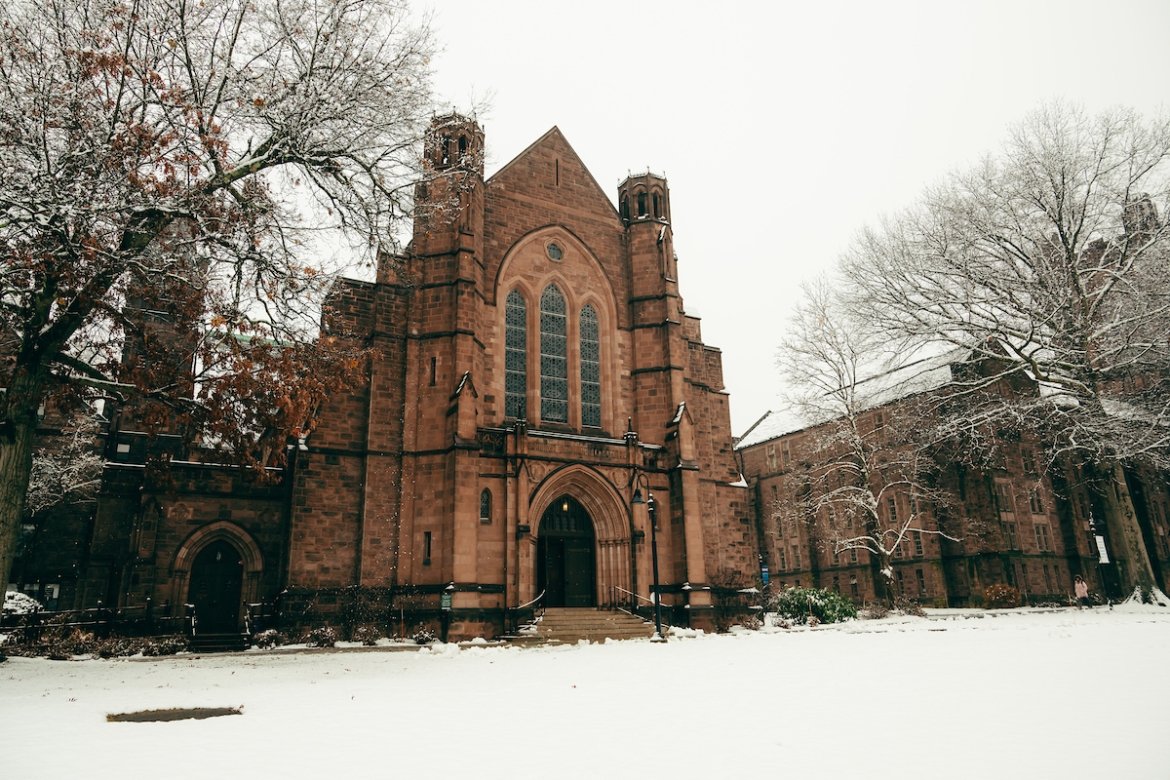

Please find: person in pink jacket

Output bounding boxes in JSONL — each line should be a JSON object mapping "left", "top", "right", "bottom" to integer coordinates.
{"left": 1074, "top": 575, "right": 1091, "bottom": 608}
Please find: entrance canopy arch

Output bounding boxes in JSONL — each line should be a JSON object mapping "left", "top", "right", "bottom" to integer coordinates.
{"left": 528, "top": 465, "right": 632, "bottom": 607}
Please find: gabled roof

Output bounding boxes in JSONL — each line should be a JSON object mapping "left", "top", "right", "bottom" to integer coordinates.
{"left": 487, "top": 126, "right": 619, "bottom": 220}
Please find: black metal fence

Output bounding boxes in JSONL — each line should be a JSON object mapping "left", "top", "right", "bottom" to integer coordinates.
{"left": 1, "top": 599, "right": 193, "bottom": 645}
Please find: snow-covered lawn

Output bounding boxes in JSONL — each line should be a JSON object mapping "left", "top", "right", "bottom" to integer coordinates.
{"left": 3, "top": 607, "right": 1168, "bottom": 779}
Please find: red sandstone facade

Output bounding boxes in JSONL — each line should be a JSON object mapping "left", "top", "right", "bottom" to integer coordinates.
{"left": 289, "top": 118, "right": 754, "bottom": 636}
{"left": 12, "top": 119, "right": 754, "bottom": 638}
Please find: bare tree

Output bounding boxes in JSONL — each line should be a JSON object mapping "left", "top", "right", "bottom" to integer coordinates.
{"left": 777, "top": 279, "right": 959, "bottom": 605}
{"left": 0, "top": 0, "right": 444, "bottom": 589}
{"left": 840, "top": 103, "right": 1170, "bottom": 593}
{"left": 25, "top": 412, "right": 105, "bottom": 516}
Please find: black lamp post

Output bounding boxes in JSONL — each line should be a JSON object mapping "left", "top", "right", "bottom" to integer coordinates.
{"left": 632, "top": 485, "right": 665, "bottom": 642}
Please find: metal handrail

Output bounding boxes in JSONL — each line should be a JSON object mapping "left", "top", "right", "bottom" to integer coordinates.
{"left": 612, "top": 585, "right": 672, "bottom": 608}
{"left": 515, "top": 589, "right": 546, "bottom": 612}
{"left": 611, "top": 586, "right": 672, "bottom": 629}
{"left": 506, "top": 590, "right": 546, "bottom": 635}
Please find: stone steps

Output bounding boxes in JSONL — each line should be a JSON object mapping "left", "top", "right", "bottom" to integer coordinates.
{"left": 509, "top": 607, "right": 656, "bottom": 645}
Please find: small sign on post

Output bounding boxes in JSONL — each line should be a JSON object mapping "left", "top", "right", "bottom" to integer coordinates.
{"left": 440, "top": 592, "right": 452, "bottom": 611}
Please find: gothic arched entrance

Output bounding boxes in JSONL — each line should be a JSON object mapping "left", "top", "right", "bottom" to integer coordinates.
{"left": 188, "top": 540, "right": 244, "bottom": 632}
{"left": 538, "top": 495, "right": 596, "bottom": 607}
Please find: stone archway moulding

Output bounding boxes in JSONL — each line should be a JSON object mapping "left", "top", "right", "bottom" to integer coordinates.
{"left": 170, "top": 521, "right": 264, "bottom": 615}
{"left": 527, "top": 464, "right": 633, "bottom": 605}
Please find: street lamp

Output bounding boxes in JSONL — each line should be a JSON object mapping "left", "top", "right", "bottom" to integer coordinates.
{"left": 631, "top": 484, "right": 665, "bottom": 642}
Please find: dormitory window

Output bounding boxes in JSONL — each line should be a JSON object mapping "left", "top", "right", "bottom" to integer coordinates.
{"left": 1034, "top": 523, "right": 1052, "bottom": 552}
{"left": 505, "top": 290, "right": 527, "bottom": 419}
{"left": 479, "top": 490, "right": 492, "bottom": 524}
{"left": 995, "top": 480, "right": 1015, "bottom": 517}
{"left": 580, "top": 304, "right": 601, "bottom": 427}
{"left": 540, "top": 284, "right": 568, "bottom": 422}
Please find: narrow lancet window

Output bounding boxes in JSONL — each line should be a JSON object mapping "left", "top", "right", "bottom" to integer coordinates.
{"left": 580, "top": 305, "right": 601, "bottom": 428}
{"left": 505, "top": 290, "right": 527, "bottom": 419}
{"left": 540, "top": 284, "right": 568, "bottom": 423}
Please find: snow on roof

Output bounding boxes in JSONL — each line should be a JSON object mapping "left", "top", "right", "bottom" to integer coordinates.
{"left": 734, "top": 407, "right": 809, "bottom": 449}
{"left": 735, "top": 348, "right": 963, "bottom": 451}
{"left": 849, "top": 348, "right": 961, "bottom": 412}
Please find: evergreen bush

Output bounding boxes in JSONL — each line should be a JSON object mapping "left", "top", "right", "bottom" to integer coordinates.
{"left": 769, "top": 587, "right": 858, "bottom": 625}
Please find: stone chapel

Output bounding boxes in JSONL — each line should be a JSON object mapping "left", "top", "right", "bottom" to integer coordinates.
{"left": 12, "top": 116, "right": 757, "bottom": 640}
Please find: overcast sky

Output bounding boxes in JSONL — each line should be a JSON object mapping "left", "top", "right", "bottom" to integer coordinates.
{"left": 420, "top": 0, "right": 1170, "bottom": 434}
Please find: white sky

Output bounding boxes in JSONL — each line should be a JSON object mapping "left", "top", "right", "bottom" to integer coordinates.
{"left": 422, "top": 0, "right": 1170, "bottom": 434}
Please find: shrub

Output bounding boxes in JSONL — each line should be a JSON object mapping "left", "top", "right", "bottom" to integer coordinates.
{"left": 351, "top": 624, "right": 381, "bottom": 646}
{"left": 983, "top": 584, "right": 1020, "bottom": 609}
{"left": 95, "top": 637, "right": 142, "bottom": 658}
{"left": 769, "top": 587, "right": 858, "bottom": 625}
{"left": 49, "top": 629, "right": 99, "bottom": 658}
{"left": 738, "top": 614, "right": 763, "bottom": 631}
{"left": 862, "top": 602, "right": 890, "bottom": 620}
{"left": 252, "top": 629, "right": 286, "bottom": 649}
{"left": 141, "top": 636, "right": 188, "bottom": 656}
{"left": 303, "top": 626, "right": 338, "bottom": 648}
{"left": 894, "top": 597, "right": 926, "bottom": 617}
{"left": 411, "top": 626, "right": 436, "bottom": 644}
{"left": 3, "top": 591, "right": 42, "bottom": 615}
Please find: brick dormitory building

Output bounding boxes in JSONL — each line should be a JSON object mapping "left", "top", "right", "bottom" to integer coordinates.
{"left": 10, "top": 118, "right": 1169, "bottom": 638}
{"left": 8, "top": 117, "right": 758, "bottom": 639}
{"left": 734, "top": 353, "right": 1170, "bottom": 607}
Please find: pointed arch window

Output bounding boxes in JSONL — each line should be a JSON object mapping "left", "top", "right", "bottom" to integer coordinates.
{"left": 540, "top": 284, "right": 568, "bottom": 422}
{"left": 505, "top": 290, "right": 527, "bottom": 419}
{"left": 479, "top": 489, "right": 492, "bottom": 524}
{"left": 580, "top": 304, "right": 601, "bottom": 428}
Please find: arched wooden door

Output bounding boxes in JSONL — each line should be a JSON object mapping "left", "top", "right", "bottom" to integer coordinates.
{"left": 188, "top": 540, "right": 244, "bottom": 633}
{"left": 537, "top": 496, "right": 596, "bottom": 607}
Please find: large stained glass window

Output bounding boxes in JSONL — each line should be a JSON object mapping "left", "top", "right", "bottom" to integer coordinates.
{"left": 540, "top": 284, "right": 568, "bottom": 422}
{"left": 580, "top": 304, "right": 601, "bottom": 427}
{"left": 505, "top": 290, "right": 527, "bottom": 419}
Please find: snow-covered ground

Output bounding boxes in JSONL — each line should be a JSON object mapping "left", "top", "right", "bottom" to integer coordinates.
{"left": 3, "top": 607, "right": 1168, "bottom": 779}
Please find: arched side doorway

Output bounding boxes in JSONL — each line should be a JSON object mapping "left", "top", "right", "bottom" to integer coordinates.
{"left": 538, "top": 496, "right": 596, "bottom": 607}
{"left": 189, "top": 540, "right": 244, "bottom": 632}
{"left": 171, "top": 520, "right": 264, "bottom": 632}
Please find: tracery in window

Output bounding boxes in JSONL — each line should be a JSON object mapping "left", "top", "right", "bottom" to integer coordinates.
{"left": 540, "top": 284, "right": 568, "bottom": 422}
{"left": 580, "top": 304, "right": 600, "bottom": 428}
{"left": 479, "top": 489, "right": 492, "bottom": 524}
{"left": 505, "top": 290, "right": 527, "bottom": 419}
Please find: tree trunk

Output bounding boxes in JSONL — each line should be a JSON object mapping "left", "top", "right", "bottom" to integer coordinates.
{"left": 1092, "top": 462, "right": 1157, "bottom": 595}
{"left": 0, "top": 417, "right": 38, "bottom": 592}
{"left": 870, "top": 549, "right": 895, "bottom": 607}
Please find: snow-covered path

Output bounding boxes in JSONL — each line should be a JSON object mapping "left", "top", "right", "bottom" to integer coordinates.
{"left": 3, "top": 608, "right": 1167, "bottom": 779}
